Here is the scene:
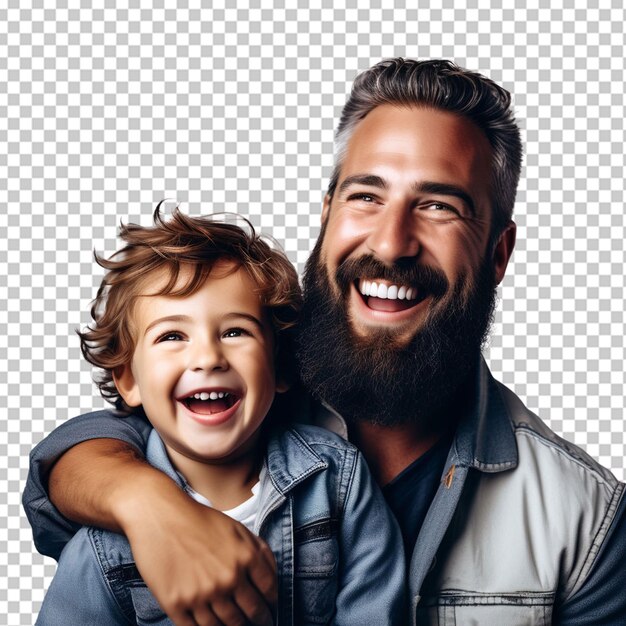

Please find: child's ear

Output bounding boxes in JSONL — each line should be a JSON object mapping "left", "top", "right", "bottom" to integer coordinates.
{"left": 112, "top": 364, "right": 142, "bottom": 407}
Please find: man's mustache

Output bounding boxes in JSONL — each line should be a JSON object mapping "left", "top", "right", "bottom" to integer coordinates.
{"left": 335, "top": 254, "right": 449, "bottom": 299}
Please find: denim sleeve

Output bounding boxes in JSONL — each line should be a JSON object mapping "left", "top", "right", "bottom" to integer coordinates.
{"left": 22, "top": 409, "right": 151, "bottom": 560}
{"left": 555, "top": 490, "right": 626, "bottom": 625}
{"left": 335, "top": 451, "right": 407, "bottom": 624}
{"left": 35, "top": 527, "right": 132, "bottom": 625}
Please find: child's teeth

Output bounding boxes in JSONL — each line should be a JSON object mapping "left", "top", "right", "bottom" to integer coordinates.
{"left": 190, "top": 391, "right": 230, "bottom": 401}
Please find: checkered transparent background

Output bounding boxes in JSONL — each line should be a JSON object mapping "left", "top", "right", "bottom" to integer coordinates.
{"left": 1, "top": 1, "right": 624, "bottom": 623}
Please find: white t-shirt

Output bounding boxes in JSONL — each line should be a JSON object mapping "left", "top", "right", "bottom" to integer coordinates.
{"left": 183, "top": 481, "right": 261, "bottom": 534}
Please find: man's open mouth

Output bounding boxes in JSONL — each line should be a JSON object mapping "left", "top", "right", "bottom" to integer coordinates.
{"left": 181, "top": 391, "right": 239, "bottom": 416}
{"left": 357, "top": 279, "right": 428, "bottom": 312}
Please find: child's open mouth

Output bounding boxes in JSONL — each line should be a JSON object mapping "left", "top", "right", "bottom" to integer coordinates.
{"left": 182, "top": 391, "right": 239, "bottom": 416}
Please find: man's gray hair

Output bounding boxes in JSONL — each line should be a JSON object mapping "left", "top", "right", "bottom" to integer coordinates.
{"left": 327, "top": 58, "right": 523, "bottom": 239}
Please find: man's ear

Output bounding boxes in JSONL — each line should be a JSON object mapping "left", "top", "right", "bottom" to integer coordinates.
{"left": 321, "top": 194, "right": 332, "bottom": 225}
{"left": 275, "top": 375, "right": 290, "bottom": 394}
{"left": 112, "top": 364, "right": 142, "bottom": 407}
{"left": 274, "top": 354, "right": 291, "bottom": 395}
{"left": 273, "top": 345, "right": 292, "bottom": 394}
{"left": 493, "top": 220, "right": 516, "bottom": 285}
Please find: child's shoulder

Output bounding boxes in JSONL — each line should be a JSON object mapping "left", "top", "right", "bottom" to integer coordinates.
{"left": 267, "top": 423, "right": 359, "bottom": 468}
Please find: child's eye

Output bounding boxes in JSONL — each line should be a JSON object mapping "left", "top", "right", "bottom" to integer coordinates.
{"left": 157, "top": 331, "right": 184, "bottom": 342}
{"left": 223, "top": 328, "right": 250, "bottom": 339}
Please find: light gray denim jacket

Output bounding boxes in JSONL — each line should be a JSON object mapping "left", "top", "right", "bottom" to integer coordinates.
{"left": 407, "top": 363, "right": 624, "bottom": 625}
{"left": 35, "top": 424, "right": 406, "bottom": 625}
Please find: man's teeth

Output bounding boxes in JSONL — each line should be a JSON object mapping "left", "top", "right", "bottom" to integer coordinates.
{"left": 190, "top": 391, "right": 230, "bottom": 401}
{"left": 358, "top": 280, "right": 416, "bottom": 300}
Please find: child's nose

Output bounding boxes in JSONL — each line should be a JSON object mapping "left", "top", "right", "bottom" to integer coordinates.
{"left": 189, "top": 339, "right": 228, "bottom": 372}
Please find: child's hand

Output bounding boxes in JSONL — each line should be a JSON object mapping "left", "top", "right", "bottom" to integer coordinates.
{"left": 119, "top": 471, "right": 277, "bottom": 626}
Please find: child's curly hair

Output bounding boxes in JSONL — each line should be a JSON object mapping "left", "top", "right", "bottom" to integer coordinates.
{"left": 79, "top": 203, "right": 302, "bottom": 413}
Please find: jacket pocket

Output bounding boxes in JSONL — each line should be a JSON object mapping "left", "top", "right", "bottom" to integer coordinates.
{"left": 106, "top": 562, "right": 171, "bottom": 625}
{"left": 128, "top": 583, "right": 172, "bottom": 625}
{"left": 294, "top": 518, "right": 339, "bottom": 624}
{"left": 416, "top": 591, "right": 555, "bottom": 626}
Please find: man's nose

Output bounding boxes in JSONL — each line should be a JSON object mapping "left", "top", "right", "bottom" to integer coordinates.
{"left": 189, "top": 338, "right": 228, "bottom": 372}
{"left": 365, "top": 204, "right": 420, "bottom": 263}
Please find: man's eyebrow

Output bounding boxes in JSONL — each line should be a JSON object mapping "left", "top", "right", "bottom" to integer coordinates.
{"left": 145, "top": 315, "right": 190, "bottom": 335}
{"left": 414, "top": 181, "right": 476, "bottom": 216}
{"left": 338, "top": 174, "right": 388, "bottom": 194}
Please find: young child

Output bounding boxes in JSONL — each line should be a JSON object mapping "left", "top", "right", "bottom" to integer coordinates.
{"left": 36, "top": 206, "right": 405, "bottom": 625}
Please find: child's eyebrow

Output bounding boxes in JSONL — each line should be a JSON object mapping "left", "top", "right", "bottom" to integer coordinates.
{"left": 223, "top": 312, "right": 266, "bottom": 331}
{"left": 143, "top": 312, "right": 267, "bottom": 336}
{"left": 144, "top": 315, "right": 190, "bottom": 335}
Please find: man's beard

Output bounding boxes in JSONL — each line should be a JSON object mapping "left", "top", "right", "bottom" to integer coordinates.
{"left": 295, "top": 240, "right": 498, "bottom": 431}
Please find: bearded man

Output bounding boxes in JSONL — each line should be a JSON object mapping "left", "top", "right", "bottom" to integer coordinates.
{"left": 24, "top": 59, "right": 626, "bottom": 625}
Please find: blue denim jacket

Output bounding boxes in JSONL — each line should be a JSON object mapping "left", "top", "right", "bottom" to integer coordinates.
{"left": 35, "top": 424, "right": 406, "bottom": 625}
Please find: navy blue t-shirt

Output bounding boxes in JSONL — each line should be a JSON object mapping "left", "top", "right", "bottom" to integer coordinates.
{"left": 382, "top": 434, "right": 452, "bottom": 563}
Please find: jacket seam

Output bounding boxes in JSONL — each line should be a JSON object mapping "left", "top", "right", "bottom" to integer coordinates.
{"left": 88, "top": 528, "right": 136, "bottom": 624}
{"left": 337, "top": 447, "right": 356, "bottom": 519}
{"left": 514, "top": 425, "right": 617, "bottom": 488}
{"left": 420, "top": 590, "right": 555, "bottom": 606}
{"left": 513, "top": 427, "right": 622, "bottom": 602}
{"left": 565, "top": 482, "right": 625, "bottom": 601}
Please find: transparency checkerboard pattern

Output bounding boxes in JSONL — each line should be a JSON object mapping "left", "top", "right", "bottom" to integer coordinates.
{"left": 1, "top": 1, "right": 624, "bottom": 623}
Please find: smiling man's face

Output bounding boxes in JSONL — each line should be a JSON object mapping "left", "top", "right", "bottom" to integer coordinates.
{"left": 297, "top": 105, "right": 515, "bottom": 428}
{"left": 320, "top": 105, "right": 502, "bottom": 345}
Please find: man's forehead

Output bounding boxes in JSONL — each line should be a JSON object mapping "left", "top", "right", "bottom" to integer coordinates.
{"left": 347, "top": 104, "right": 491, "bottom": 160}
{"left": 337, "top": 105, "right": 493, "bottom": 203}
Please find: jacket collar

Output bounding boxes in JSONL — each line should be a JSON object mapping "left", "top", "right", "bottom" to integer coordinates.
{"left": 145, "top": 431, "right": 186, "bottom": 486}
{"left": 144, "top": 426, "right": 328, "bottom": 496}
{"left": 263, "top": 427, "right": 329, "bottom": 494}
{"left": 452, "top": 358, "right": 518, "bottom": 472}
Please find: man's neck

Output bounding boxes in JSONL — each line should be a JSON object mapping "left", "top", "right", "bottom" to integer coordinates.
{"left": 350, "top": 421, "right": 444, "bottom": 486}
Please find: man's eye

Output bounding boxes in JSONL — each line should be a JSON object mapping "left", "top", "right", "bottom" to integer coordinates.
{"left": 348, "top": 193, "right": 376, "bottom": 202}
{"left": 424, "top": 202, "right": 459, "bottom": 215}
{"left": 157, "top": 332, "right": 184, "bottom": 342}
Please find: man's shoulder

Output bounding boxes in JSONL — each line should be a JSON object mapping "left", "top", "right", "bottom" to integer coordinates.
{"left": 496, "top": 379, "right": 621, "bottom": 490}
{"left": 31, "top": 408, "right": 152, "bottom": 456}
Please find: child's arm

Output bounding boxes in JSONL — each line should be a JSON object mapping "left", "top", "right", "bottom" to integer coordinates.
{"left": 24, "top": 411, "right": 277, "bottom": 626}
{"left": 336, "top": 451, "right": 407, "bottom": 624}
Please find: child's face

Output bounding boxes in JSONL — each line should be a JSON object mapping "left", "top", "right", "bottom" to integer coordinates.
{"left": 114, "top": 263, "right": 283, "bottom": 465}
